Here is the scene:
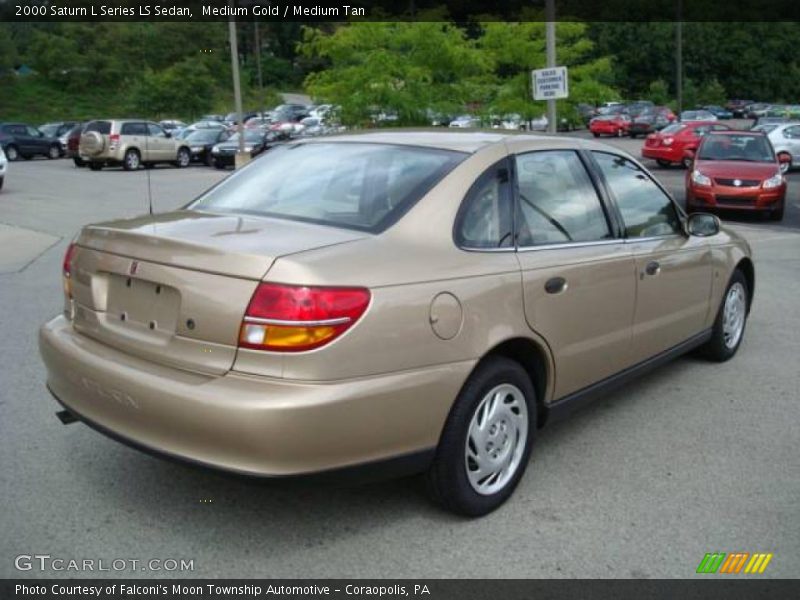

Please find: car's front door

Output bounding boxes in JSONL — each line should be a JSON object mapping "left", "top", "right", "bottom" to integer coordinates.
{"left": 510, "top": 147, "right": 636, "bottom": 399}
{"left": 782, "top": 125, "right": 800, "bottom": 162}
{"left": 25, "top": 126, "right": 48, "bottom": 153}
{"left": 591, "top": 151, "right": 713, "bottom": 360}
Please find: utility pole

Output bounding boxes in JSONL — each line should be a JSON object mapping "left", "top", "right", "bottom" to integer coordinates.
{"left": 676, "top": 0, "right": 683, "bottom": 116}
{"left": 254, "top": 22, "right": 263, "bottom": 115}
{"left": 545, "top": 0, "right": 556, "bottom": 134}
{"left": 228, "top": 15, "right": 247, "bottom": 167}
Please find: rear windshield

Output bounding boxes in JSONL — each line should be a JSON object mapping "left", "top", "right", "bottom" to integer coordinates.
{"left": 698, "top": 134, "right": 775, "bottom": 162}
{"left": 189, "top": 142, "right": 466, "bottom": 233}
{"left": 85, "top": 120, "right": 111, "bottom": 134}
{"left": 660, "top": 123, "right": 685, "bottom": 135}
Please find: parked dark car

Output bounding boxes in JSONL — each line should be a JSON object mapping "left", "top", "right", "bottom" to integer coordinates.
{"left": 39, "top": 121, "right": 79, "bottom": 155}
{"left": 0, "top": 122, "right": 61, "bottom": 161}
{"left": 702, "top": 105, "right": 734, "bottom": 120}
{"left": 210, "top": 129, "right": 280, "bottom": 168}
{"left": 726, "top": 99, "right": 754, "bottom": 118}
{"left": 65, "top": 122, "right": 88, "bottom": 166}
{"left": 184, "top": 128, "right": 229, "bottom": 166}
{"left": 628, "top": 107, "right": 676, "bottom": 138}
{"left": 626, "top": 100, "right": 655, "bottom": 118}
{"left": 271, "top": 104, "right": 310, "bottom": 123}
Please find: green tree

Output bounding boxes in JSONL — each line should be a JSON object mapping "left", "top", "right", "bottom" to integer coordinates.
{"left": 299, "top": 15, "right": 493, "bottom": 125}
{"left": 648, "top": 80, "right": 670, "bottom": 105}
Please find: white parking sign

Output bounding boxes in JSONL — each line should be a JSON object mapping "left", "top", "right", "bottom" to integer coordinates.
{"left": 532, "top": 66, "right": 569, "bottom": 100}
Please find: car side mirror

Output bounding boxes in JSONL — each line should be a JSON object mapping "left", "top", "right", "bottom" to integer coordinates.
{"left": 686, "top": 212, "right": 720, "bottom": 237}
{"left": 778, "top": 153, "right": 791, "bottom": 164}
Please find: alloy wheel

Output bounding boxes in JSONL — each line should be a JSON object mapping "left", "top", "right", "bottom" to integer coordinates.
{"left": 722, "top": 282, "right": 746, "bottom": 349}
{"left": 465, "top": 383, "right": 529, "bottom": 496}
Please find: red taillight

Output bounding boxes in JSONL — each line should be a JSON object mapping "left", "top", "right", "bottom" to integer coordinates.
{"left": 109, "top": 133, "right": 120, "bottom": 148}
{"left": 238, "top": 283, "right": 371, "bottom": 352}
{"left": 62, "top": 243, "right": 77, "bottom": 298}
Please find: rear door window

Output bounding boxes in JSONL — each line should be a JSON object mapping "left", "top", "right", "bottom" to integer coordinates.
{"left": 514, "top": 150, "right": 612, "bottom": 246}
{"left": 147, "top": 123, "right": 166, "bottom": 137}
{"left": 85, "top": 121, "right": 112, "bottom": 135}
{"left": 121, "top": 122, "right": 147, "bottom": 136}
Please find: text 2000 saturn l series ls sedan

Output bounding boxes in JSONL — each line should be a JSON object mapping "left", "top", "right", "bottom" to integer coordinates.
{"left": 39, "top": 132, "right": 754, "bottom": 516}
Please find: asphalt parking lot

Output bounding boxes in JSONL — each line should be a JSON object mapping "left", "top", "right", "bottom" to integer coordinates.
{"left": 1, "top": 131, "right": 799, "bottom": 579}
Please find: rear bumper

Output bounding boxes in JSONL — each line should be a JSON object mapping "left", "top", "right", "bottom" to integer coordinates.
{"left": 642, "top": 146, "right": 679, "bottom": 162}
{"left": 39, "top": 316, "right": 470, "bottom": 477}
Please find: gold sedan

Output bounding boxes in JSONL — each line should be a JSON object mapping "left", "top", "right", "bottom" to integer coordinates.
{"left": 40, "top": 132, "right": 753, "bottom": 516}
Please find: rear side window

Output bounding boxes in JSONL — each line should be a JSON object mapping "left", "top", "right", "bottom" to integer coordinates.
{"left": 592, "top": 152, "right": 681, "bottom": 238}
{"left": 455, "top": 161, "right": 513, "bottom": 249}
{"left": 190, "top": 142, "right": 465, "bottom": 233}
{"left": 85, "top": 121, "right": 112, "bottom": 135}
{"left": 121, "top": 122, "right": 147, "bottom": 136}
{"left": 515, "top": 150, "right": 611, "bottom": 246}
{"left": 784, "top": 126, "right": 800, "bottom": 139}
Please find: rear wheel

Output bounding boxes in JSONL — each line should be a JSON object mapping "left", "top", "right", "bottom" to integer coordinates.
{"left": 700, "top": 269, "right": 749, "bottom": 362}
{"left": 592, "top": 132, "right": 600, "bottom": 138}
{"left": 5, "top": 145, "right": 19, "bottom": 161}
{"left": 72, "top": 156, "right": 85, "bottom": 168}
{"left": 123, "top": 148, "right": 140, "bottom": 171}
{"left": 426, "top": 356, "right": 536, "bottom": 516}
{"left": 89, "top": 162, "right": 103, "bottom": 171}
{"left": 48, "top": 144, "right": 60, "bottom": 159}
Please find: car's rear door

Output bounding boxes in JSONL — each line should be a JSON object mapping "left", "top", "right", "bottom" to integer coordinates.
{"left": 783, "top": 125, "right": 800, "bottom": 162}
{"left": 590, "top": 151, "right": 713, "bottom": 359}
{"left": 508, "top": 143, "right": 637, "bottom": 399}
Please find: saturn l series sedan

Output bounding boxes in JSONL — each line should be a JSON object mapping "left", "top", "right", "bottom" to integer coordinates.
{"left": 39, "top": 132, "right": 754, "bottom": 516}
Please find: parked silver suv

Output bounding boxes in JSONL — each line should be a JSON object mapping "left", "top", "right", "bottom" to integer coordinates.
{"left": 79, "top": 120, "right": 192, "bottom": 171}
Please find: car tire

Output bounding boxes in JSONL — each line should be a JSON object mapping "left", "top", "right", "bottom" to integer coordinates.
{"left": 5, "top": 145, "right": 19, "bottom": 161}
{"left": 681, "top": 156, "right": 693, "bottom": 169}
{"left": 592, "top": 132, "right": 599, "bottom": 138}
{"left": 175, "top": 147, "right": 191, "bottom": 168}
{"left": 629, "top": 132, "right": 638, "bottom": 139}
{"left": 123, "top": 149, "right": 140, "bottom": 171}
{"left": 48, "top": 144, "right": 60, "bottom": 160}
{"left": 770, "top": 198, "right": 785, "bottom": 221}
{"left": 699, "top": 269, "right": 749, "bottom": 362}
{"left": 89, "top": 162, "right": 103, "bottom": 171}
{"left": 0, "top": 177, "right": 3, "bottom": 190}
{"left": 777, "top": 153, "right": 791, "bottom": 174}
{"left": 73, "top": 157, "right": 85, "bottom": 168}
{"left": 426, "top": 356, "right": 536, "bottom": 517}
{"left": 656, "top": 159, "right": 672, "bottom": 168}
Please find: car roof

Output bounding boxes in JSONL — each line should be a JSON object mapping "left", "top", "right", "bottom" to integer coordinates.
{"left": 300, "top": 130, "right": 632, "bottom": 154}
{"left": 705, "top": 130, "right": 763, "bottom": 136}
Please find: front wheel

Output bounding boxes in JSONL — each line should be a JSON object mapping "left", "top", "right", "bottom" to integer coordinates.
{"left": 592, "top": 132, "right": 599, "bottom": 138}
{"left": 426, "top": 356, "right": 536, "bottom": 517}
{"left": 5, "top": 145, "right": 19, "bottom": 161}
{"left": 777, "top": 153, "right": 791, "bottom": 174}
{"left": 770, "top": 198, "right": 785, "bottom": 221}
{"left": 175, "top": 147, "right": 191, "bottom": 168}
{"left": 48, "top": 144, "right": 60, "bottom": 159}
{"left": 700, "top": 269, "right": 749, "bottom": 362}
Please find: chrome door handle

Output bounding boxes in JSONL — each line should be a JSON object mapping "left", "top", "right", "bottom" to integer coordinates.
{"left": 645, "top": 261, "right": 661, "bottom": 276}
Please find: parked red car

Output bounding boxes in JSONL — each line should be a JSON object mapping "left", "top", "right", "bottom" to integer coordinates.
{"left": 589, "top": 114, "right": 631, "bottom": 137}
{"left": 685, "top": 130, "right": 788, "bottom": 221}
{"left": 642, "top": 121, "right": 730, "bottom": 168}
{"left": 65, "top": 122, "right": 87, "bottom": 167}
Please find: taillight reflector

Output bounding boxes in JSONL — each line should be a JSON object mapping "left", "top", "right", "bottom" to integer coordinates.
{"left": 238, "top": 283, "right": 371, "bottom": 352}
{"left": 62, "top": 243, "right": 77, "bottom": 298}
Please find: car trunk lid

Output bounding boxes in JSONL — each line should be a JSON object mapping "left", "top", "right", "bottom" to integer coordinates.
{"left": 69, "top": 211, "right": 367, "bottom": 374}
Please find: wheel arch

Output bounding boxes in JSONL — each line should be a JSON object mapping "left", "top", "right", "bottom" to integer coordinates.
{"left": 478, "top": 337, "right": 553, "bottom": 428}
{"left": 736, "top": 257, "right": 755, "bottom": 313}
